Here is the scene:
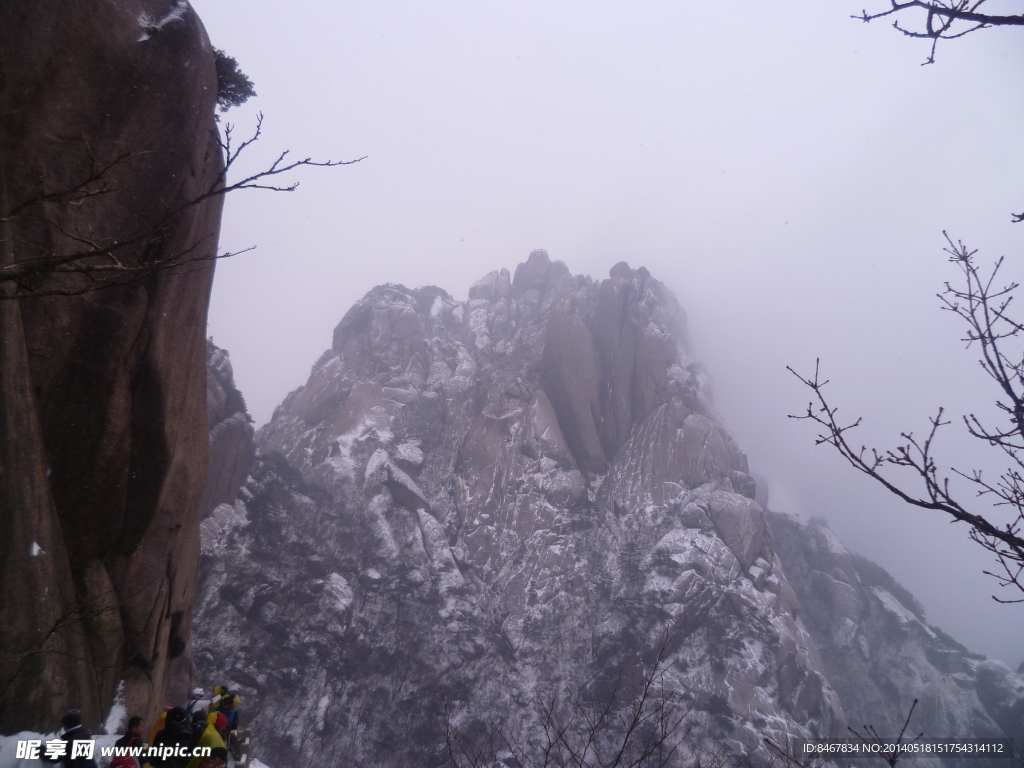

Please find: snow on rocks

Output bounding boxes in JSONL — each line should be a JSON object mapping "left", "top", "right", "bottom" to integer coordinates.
{"left": 136, "top": 0, "right": 189, "bottom": 41}
{"left": 191, "top": 257, "right": 1011, "bottom": 768}
{"left": 703, "top": 490, "right": 765, "bottom": 570}
{"left": 767, "top": 510, "right": 1008, "bottom": 764}
{"left": 199, "top": 501, "right": 249, "bottom": 555}
{"left": 323, "top": 573, "right": 354, "bottom": 616}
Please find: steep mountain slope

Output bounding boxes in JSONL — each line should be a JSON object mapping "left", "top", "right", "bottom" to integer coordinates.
{"left": 769, "top": 512, "right": 1023, "bottom": 753}
{"left": 204, "top": 340, "right": 256, "bottom": 519}
{"left": 194, "top": 253, "right": 1017, "bottom": 767}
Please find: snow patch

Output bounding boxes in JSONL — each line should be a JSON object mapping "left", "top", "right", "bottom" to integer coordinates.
{"left": 415, "top": 510, "right": 465, "bottom": 595}
{"left": 137, "top": 0, "right": 189, "bottom": 41}
{"left": 816, "top": 524, "right": 851, "bottom": 559}
{"left": 314, "top": 694, "right": 330, "bottom": 734}
{"left": 834, "top": 617, "right": 858, "bottom": 648}
{"left": 395, "top": 440, "right": 424, "bottom": 467}
{"left": 0, "top": 733, "right": 51, "bottom": 768}
{"left": 871, "top": 587, "right": 934, "bottom": 638}
{"left": 363, "top": 449, "right": 391, "bottom": 485}
{"left": 324, "top": 573, "right": 354, "bottom": 615}
{"left": 326, "top": 421, "right": 365, "bottom": 481}
{"left": 103, "top": 680, "right": 127, "bottom": 735}
{"left": 327, "top": 409, "right": 396, "bottom": 482}
{"left": 430, "top": 296, "right": 445, "bottom": 318}
{"left": 200, "top": 502, "right": 249, "bottom": 555}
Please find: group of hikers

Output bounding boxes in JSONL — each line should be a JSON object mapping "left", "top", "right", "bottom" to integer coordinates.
{"left": 42, "top": 687, "right": 241, "bottom": 768}
{"left": 142, "top": 686, "right": 242, "bottom": 768}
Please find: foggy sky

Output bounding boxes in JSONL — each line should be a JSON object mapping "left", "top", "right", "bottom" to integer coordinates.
{"left": 193, "top": 0, "right": 1024, "bottom": 666}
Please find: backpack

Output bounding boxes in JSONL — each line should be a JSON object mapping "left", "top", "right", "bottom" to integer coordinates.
{"left": 110, "top": 737, "right": 140, "bottom": 768}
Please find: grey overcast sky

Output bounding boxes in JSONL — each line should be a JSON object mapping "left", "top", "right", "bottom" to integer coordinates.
{"left": 193, "top": 0, "right": 1024, "bottom": 666}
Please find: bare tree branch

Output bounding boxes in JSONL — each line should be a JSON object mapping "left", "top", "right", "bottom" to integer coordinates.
{"left": 789, "top": 238, "right": 1024, "bottom": 602}
{"left": 848, "top": 698, "right": 921, "bottom": 768}
{"left": 0, "top": 148, "right": 141, "bottom": 223}
{"left": 854, "top": 2, "right": 1023, "bottom": 217}
{"left": 0, "top": 113, "right": 365, "bottom": 298}
{"left": 442, "top": 639, "right": 695, "bottom": 768}
{"left": 854, "top": 0, "right": 1024, "bottom": 64}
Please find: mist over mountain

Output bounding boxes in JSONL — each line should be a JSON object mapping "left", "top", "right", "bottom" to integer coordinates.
{"left": 197, "top": 0, "right": 1024, "bottom": 669}
{"left": 194, "top": 253, "right": 1024, "bottom": 767}
{"left": 3, "top": 1, "right": 1022, "bottom": 760}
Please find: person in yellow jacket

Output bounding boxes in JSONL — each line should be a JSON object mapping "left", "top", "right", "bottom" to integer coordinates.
{"left": 146, "top": 708, "right": 171, "bottom": 747}
{"left": 184, "top": 714, "right": 226, "bottom": 768}
{"left": 142, "top": 707, "right": 174, "bottom": 767}
{"left": 209, "top": 687, "right": 241, "bottom": 756}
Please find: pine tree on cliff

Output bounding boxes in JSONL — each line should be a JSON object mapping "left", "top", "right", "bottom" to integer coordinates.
{"left": 213, "top": 49, "right": 256, "bottom": 113}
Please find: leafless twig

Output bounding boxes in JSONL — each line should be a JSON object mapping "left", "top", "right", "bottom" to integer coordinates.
{"left": 848, "top": 698, "right": 921, "bottom": 767}
{"left": 443, "top": 639, "right": 695, "bottom": 768}
{"left": 0, "top": 113, "right": 365, "bottom": 298}
{"left": 853, "top": 0, "right": 1023, "bottom": 64}
{"left": 789, "top": 237, "right": 1024, "bottom": 601}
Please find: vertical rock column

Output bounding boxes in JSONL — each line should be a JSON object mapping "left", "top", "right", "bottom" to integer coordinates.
{"left": 0, "top": 0, "right": 223, "bottom": 731}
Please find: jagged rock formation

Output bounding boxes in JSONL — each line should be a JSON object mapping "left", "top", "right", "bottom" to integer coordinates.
{"left": 194, "top": 253, "right": 1019, "bottom": 767}
{"left": 0, "top": 1, "right": 223, "bottom": 732}
{"left": 769, "top": 512, "right": 1024, "bottom": 755}
{"left": 203, "top": 341, "right": 255, "bottom": 519}
{"left": 197, "top": 342, "right": 254, "bottom": 579}
{"left": 194, "top": 253, "right": 859, "bottom": 767}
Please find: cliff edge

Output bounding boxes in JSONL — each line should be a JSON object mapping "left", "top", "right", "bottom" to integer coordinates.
{"left": 0, "top": 0, "right": 223, "bottom": 731}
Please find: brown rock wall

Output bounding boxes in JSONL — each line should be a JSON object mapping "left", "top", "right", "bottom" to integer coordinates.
{"left": 592, "top": 276, "right": 638, "bottom": 459}
{"left": 539, "top": 307, "right": 607, "bottom": 473}
{"left": 0, "top": 0, "right": 222, "bottom": 731}
{"left": 537, "top": 261, "right": 687, "bottom": 475}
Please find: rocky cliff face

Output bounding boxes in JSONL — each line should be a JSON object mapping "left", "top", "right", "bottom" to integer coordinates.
{"left": 0, "top": 1, "right": 223, "bottom": 732}
{"left": 192, "top": 254, "right": 829, "bottom": 767}
{"left": 204, "top": 341, "right": 255, "bottom": 519}
{"left": 194, "top": 253, "right": 1019, "bottom": 767}
{"left": 768, "top": 512, "right": 1024, "bottom": 755}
